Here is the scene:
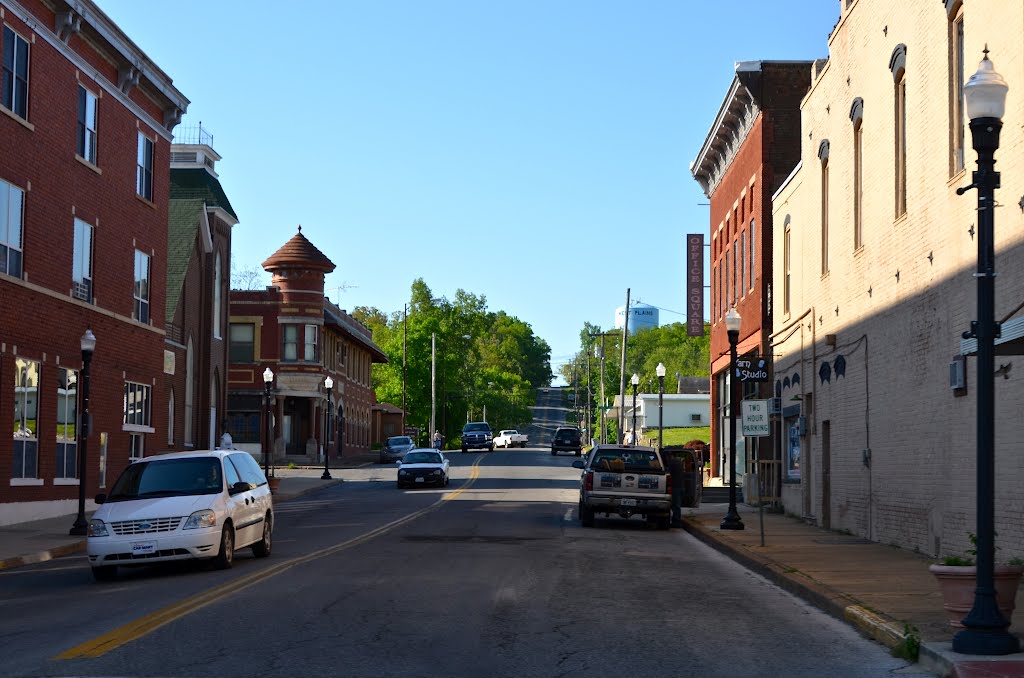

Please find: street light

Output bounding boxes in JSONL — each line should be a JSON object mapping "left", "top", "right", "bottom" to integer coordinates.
{"left": 952, "top": 49, "right": 1018, "bottom": 656}
{"left": 69, "top": 329, "right": 96, "bottom": 536}
{"left": 263, "top": 367, "right": 274, "bottom": 481}
{"left": 630, "top": 373, "right": 639, "bottom": 443}
{"left": 721, "top": 307, "right": 744, "bottom": 531}
{"left": 322, "top": 376, "right": 334, "bottom": 480}
{"left": 656, "top": 362, "right": 666, "bottom": 450}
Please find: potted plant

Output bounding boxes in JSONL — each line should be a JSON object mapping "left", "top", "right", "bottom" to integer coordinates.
{"left": 929, "top": 533, "right": 1024, "bottom": 628}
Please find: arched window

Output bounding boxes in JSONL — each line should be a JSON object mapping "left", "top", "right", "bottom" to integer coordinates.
{"left": 850, "top": 97, "right": 865, "bottom": 249}
{"left": 185, "top": 338, "right": 194, "bottom": 445}
{"left": 209, "top": 371, "right": 220, "bottom": 449}
{"left": 784, "top": 215, "right": 792, "bottom": 315}
{"left": 947, "top": 2, "right": 965, "bottom": 173}
{"left": 168, "top": 389, "right": 175, "bottom": 445}
{"left": 818, "top": 140, "right": 830, "bottom": 275}
{"left": 213, "top": 253, "right": 222, "bottom": 339}
{"left": 890, "top": 44, "right": 908, "bottom": 217}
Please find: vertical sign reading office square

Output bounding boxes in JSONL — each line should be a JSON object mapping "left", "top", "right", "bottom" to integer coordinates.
{"left": 686, "top": 234, "right": 704, "bottom": 336}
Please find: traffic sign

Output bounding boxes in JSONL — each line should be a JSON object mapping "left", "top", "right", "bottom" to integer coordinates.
{"left": 741, "top": 400, "right": 771, "bottom": 437}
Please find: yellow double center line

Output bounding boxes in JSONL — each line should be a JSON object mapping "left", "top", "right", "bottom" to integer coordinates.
{"left": 57, "top": 457, "right": 485, "bottom": 660}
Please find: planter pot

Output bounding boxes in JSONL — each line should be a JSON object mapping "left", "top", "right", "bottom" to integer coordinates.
{"left": 929, "top": 563, "right": 1024, "bottom": 628}
{"left": 268, "top": 477, "right": 281, "bottom": 495}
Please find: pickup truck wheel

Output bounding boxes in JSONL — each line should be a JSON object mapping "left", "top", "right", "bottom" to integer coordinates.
{"left": 580, "top": 503, "right": 595, "bottom": 527}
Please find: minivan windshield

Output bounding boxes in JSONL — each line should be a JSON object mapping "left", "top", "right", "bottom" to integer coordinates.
{"left": 107, "top": 457, "right": 223, "bottom": 501}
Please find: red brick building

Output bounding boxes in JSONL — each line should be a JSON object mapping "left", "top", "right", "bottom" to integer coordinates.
{"left": 690, "top": 61, "right": 811, "bottom": 492}
{"left": 165, "top": 130, "right": 237, "bottom": 452}
{"left": 227, "top": 229, "right": 386, "bottom": 464}
{"left": 0, "top": 0, "right": 187, "bottom": 523}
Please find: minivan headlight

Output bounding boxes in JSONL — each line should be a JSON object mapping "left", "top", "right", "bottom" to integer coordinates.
{"left": 184, "top": 509, "right": 217, "bottom": 529}
{"left": 88, "top": 519, "right": 108, "bottom": 537}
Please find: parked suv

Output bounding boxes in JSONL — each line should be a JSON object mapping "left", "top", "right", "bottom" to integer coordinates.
{"left": 551, "top": 426, "right": 582, "bottom": 456}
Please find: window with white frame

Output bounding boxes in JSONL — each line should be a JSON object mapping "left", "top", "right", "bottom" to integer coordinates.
{"left": 2, "top": 26, "right": 29, "bottom": 119}
{"left": 124, "top": 381, "right": 151, "bottom": 427}
{"left": 213, "top": 253, "right": 222, "bottom": 339}
{"left": 77, "top": 86, "right": 98, "bottom": 164}
{"left": 283, "top": 325, "right": 299, "bottom": 361}
{"left": 72, "top": 218, "right": 93, "bottom": 302}
{"left": 13, "top": 357, "right": 39, "bottom": 479}
{"left": 136, "top": 132, "right": 154, "bottom": 200}
{"left": 129, "top": 433, "right": 144, "bottom": 461}
{"left": 134, "top": 249, "right": 150, "bottom": 323}
{"left": 0, "top": 178, "right": 24, "bottom": 278}
{"left": 304, "top": 324, "right": 318, "bottom": 362}
{"left": 56, "top": 368, "right": 78, "bottom": 479}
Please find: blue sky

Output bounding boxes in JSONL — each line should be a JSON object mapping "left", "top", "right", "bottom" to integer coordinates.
{"left": 101, "top": 0, "right": 840, "bottom": 381}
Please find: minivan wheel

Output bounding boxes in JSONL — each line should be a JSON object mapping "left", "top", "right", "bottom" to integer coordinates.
{"left": 214, "top": 525, "right": 235, "bottom": 569}
{"left": 92, "top": 565, "right": 118, "bottom": 582}
{"left": 252, "top": 515, "right": 272, "bottom": 558}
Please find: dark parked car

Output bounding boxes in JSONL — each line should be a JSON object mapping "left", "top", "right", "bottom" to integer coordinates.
{"left": 551, "top": 426, "right": 582, "bottom": 456}
{"left": 380, "top": 436, "right": 415, "bottom": 464}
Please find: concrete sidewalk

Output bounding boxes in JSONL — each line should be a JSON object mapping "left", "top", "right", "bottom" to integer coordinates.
{"left": 0, "top": 455, "right": 377, "bottom": 572}
{"left": 683, "top": 502, "right": 1024, "bottom": 678}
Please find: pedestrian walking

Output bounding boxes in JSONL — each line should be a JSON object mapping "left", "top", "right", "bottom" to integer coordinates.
{"left": 433, "top": 430, "right": 443, "bottom": 450}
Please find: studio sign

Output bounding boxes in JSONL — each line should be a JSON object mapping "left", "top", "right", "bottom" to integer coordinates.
{"left": 735, "top": 358, "right": 769, "bottom": 382}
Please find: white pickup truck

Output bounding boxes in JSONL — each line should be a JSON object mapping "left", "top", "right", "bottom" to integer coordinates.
{"left": 494, "top": 429, "right": 529, "bottom": 448}
{"left": 572, "top": 444, "right": 672, "bottom": 529}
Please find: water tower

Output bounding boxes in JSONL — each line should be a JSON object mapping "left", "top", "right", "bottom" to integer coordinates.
{"left": 614, "top": 302, "right": 659, "bottom": 335}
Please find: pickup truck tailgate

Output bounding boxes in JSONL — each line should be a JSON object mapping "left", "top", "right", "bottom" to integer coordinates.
{"left": 594, "top": 469, "right": 668, "bottom": 495}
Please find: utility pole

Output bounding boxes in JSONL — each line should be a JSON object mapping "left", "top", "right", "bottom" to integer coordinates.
{"left": 402, "top": 303, "right": 407, "bottom": 433}
{"left": 586, "top": 348, "right": 592, "bottom": 445}
{"left": 430, "top": 332, "right": 436, "bottom": 439}
{"left": 617, "top": 288, "right": 631, "bottom": 443}
{"left": 600, "top": 335, "right": 607, "bottom": 444}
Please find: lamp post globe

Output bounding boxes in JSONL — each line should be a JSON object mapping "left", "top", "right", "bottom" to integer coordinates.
{"left": 322, "top": 376, "right": 334, "bottom": 480}
{"left": 69, "top": 329, "right": 96, "bottom": 536}
{"left": 722, "top": 307, "right": 744, "bottom": 530}
{"left": 263, "top": 368, "right": 274, "bottom": 480}
{"left": 952, "top": 50, "right": 1018, "bottom": 657}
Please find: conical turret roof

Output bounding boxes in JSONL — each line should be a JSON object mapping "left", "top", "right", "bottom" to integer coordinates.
{"left": 262, "top": 226, "right": 336, "bottom": 273}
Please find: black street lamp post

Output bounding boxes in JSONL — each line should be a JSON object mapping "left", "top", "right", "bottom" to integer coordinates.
{"left": 721, "top": 307, "right": 744, "bottom": 531}
{"left": 656, "top": 362, "right": 666, "bottom": 450}
{"left": 322, "top": 376, "right": 334, "bottom": 480}
{"left": 952, "top": 49, "right": 1018, "bottom": 656}
{"left": 630, "top": 373, "right": 639, "bottom": 443}
{"left": 263, "top": 368, "right": 274, "bottom": 480}
{"left": 69, "top": 329, "right": 96, "bottom": 536}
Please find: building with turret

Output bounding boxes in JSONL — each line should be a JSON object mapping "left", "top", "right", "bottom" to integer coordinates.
{"left": 226, "top": 229, "right": 387, "bottom": 464}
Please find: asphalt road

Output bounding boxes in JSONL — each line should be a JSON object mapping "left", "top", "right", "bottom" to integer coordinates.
{"left": 0, "top": 448, "right": 931, "bottom": 678}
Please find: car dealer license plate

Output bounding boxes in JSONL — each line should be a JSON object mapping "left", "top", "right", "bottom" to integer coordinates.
{"left": 132, "top": 541, "right": 157, "bottom": 555}
{"left": 415, "top": 477, "right": 425, "bottom": 483}
{"left": 621, "top": 498, "right": 637, "bottom": 507}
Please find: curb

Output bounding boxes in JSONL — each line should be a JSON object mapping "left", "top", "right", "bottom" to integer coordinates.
{"left": 0, "top": 539, "right": 86, "bottom": 571}
{"left": 681, "top": 517, "right": 913, "bottom": 653}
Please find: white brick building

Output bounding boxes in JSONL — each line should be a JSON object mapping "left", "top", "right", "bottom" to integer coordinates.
{"left": 770, "top": 0, "right": 1024, "bottom": 559}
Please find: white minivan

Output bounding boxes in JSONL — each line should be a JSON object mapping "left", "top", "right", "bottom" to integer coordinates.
{"left": 86, "top": 450, "right": 273, "bottom": 581}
